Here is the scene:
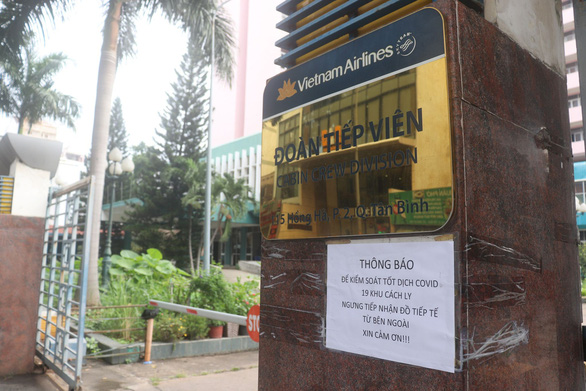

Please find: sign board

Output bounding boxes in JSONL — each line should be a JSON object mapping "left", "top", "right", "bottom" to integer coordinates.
{"left": 247, "top": 305, "right": 260, "bottom": 343}
{"left": 261, "top": 8, "right": 453, "bottom": 240}
{"left": 325, "top": 239, "right": 455, "bottom": 373}
{"left": 389, "top": 187, "right": 452, "bottom": 226}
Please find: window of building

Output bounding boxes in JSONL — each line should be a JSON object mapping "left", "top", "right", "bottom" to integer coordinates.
{"left": 569, "top": 95, "right": 581, "bottom": 108}
{"left": 565, "top": 31, "right": 576, "bottom": 42}
{"left": 567, "top": 62, "right": 579, "bottom": 74}
{"left": 576, "top": 180, "right": 586, "bottom": 204}
{"left": 563, "top": 1, "right": 573, "bottom": 10}
{"left": 572, "top": 129, "right": 584, "bottom": 142}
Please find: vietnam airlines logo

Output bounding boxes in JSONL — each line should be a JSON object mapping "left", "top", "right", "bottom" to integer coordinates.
{"left": 277, "top": 79, "right": 297, "bottom": 101}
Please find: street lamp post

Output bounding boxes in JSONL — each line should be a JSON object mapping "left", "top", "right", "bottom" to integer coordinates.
{"left": 101, "top": 147, "right": 134, "bottom": 289}
{"left": 204, "top": 0, "right": 234, "bottom": 275}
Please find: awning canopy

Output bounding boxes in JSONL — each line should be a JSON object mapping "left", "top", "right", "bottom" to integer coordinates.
{"left": 0, "top": 133, "right": 62, "bottom": 178}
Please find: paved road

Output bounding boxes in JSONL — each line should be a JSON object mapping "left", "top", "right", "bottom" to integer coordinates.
{"left": 1, "top": 350, "right": 259, "bottom": 391}
{"left": 4, "top": 301, "right": 584, "bottom": 390}
{"left": 81, "top": 350, "right": 259, "bottom": 391}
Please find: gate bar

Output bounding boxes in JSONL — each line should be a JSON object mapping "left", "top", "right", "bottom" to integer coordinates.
{"left": 148, "top": 300, "right": 246, "bottom": 326}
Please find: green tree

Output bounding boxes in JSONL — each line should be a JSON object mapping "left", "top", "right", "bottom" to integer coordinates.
{"left": 98, "top": 96, "right": 131, "bottom": 260}
{"left": 156, "top": 38, "right": 208, "bottom": 164}
{"left": 211, "top": 173, "right": 254, "bottom": 244}
{"left": 127, "top": 38, "right": 212, "bottom": 273}
{"left": 108, "top": 97, "right": 129, "bottom": 157}
{"left": 124, "top": 147, "right": 197, "bottom": 270}
{"left": 181, "top": 159, "right": 207, "bottom": 276}
{"left": 0, "top": 0, "right": 234, "bottom": 305}
{"left": 0, "top": 40, "right": 80, "bottom": 134}
{"left": 180, "top": 169, "right": 253, "bottom": 274}
{"left": 84, "top": 96, "right": 129, "bottom": 175}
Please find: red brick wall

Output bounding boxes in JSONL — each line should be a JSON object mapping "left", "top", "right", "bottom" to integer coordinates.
{"left": 0, "top": 215, "right": 44, "bottom": 375}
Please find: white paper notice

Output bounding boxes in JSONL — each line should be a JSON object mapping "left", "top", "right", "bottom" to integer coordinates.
{"left": 326, "top": 239, "right": 455, "bottom": 373}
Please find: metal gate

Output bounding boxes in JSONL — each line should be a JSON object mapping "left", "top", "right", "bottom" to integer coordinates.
{"left": 35, "top": 177, "right": 95, "bottom": 390}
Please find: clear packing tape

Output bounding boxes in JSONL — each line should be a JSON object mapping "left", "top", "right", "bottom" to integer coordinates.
{"left": 260, "top": 236, "right": 539, "bottom": 369}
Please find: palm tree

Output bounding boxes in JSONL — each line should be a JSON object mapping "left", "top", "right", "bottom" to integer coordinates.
{"left": 211, "top": 173, "right": 254, "bottom": 250}
{"left": 181, "top": 158, "right": 206, "bottom": 276}
{"left": 183, "top": 170, "right": 253, "bottom": 273}
{"left": 0, "top": 0, "right": 234, "bottom": 305}
{"left": 0, "top": 41, "right": 80, "bottom": 134}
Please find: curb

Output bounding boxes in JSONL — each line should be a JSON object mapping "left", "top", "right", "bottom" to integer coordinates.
{"left": 238, "top": 261, "right": 261, "bottom": 275}
{"left": 88, "top": 332, "right": 258, "bottom": 365}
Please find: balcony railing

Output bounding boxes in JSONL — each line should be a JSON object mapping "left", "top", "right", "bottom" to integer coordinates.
{"left": 566, "top": 38, "right": 577, "bottom": 63}
{"left": 563, "top": 6, "right": 575, "bottom": 31}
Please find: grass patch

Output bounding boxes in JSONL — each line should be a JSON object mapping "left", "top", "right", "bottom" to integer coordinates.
{"left": 150, "top": 377, "right": 161, "bottom": 386}
{"left": 195, "top": 366, "right": 258, "bottom": 377}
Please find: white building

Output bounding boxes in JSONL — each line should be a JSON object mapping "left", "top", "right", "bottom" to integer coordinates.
{"left": 563, "top": 0, "right": 585, "bottom": 160}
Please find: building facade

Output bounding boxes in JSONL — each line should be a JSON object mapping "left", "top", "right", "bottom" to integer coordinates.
{"left": 210, "top": 133, "right": 262, "bottom": 265}
{"left": 564, "top": 0, "right": 586, "bottom": 238}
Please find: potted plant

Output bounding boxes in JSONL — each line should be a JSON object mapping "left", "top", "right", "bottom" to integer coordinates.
{"left": 189, "top": 268, "right": 235, "bottom": 338}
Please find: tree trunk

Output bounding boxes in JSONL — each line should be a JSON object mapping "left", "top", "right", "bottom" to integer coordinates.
{"left": 188, "top": 205, "right": 195, "bottom": 277}
{"left": 17, "top": 113, "right": 25, "bottom": 135}
{"left": 196, "top": 240, "right": 203, "bottom": 275}
{"left": 211, "top": 214, "right": 223, "bottom": 244}
{"left": 87, "top": 0, "right": 122, "bottom": 306}
{"left": 207, "top": 212, "right": 224, "bottom": 264}
{"left": 197, "top": 213, "right": 223, "bottom": 270}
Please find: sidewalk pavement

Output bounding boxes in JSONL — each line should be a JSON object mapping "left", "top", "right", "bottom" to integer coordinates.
{"left": 1, "top": 267, "right": 259, "bottom": 391}
{"left": 221, "top": 267, "right": 260, "bottom": 284}
{"left": 1, "top": 350, "right": 259, "bottom": 391}
{"left": 4, "top": 296, "right": 582, "bottom": 389}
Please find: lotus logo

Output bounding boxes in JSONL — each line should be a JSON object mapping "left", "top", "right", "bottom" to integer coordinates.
{"left": 277, "top": 79, "right": 297, "bottom": 101}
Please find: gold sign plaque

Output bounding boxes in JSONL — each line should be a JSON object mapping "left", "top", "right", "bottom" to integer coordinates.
{"left": 261, "top": 8, "right": 452, "bottom": 240}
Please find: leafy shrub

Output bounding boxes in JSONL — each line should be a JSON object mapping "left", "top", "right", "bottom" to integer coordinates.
{"left": 230, "top": 277, "right": 260, "bottom": 316}
{"left": 184, "top": 316, "right": 210, "bottom": 340}
{"left": 152, "top": 311, "right": 187, "bottom": 342}
{"left": 91, "top": 248, "right": 191, "bottom": 342}
{"left": 91, "top": 248, "right": 261, "bottom": 342}
{"left": 87, "top": 279, "right": 146, "bottom": 342}
{"left": 109, "top": 248, "right": 191, "bottom": 305}
{"left": 110, "top": 248, "right": 190, "bottom": 282}
{"left": 189, "top": 268, "right": 234, "bottom": 326}
{"left": 86, "top": 337, "right": 100, "bottom": 354}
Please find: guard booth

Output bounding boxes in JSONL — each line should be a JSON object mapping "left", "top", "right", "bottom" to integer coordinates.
{"left": 259, "top": 0, "right": 584, "bottom": 390}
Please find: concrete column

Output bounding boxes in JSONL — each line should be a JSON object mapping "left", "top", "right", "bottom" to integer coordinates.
{"left": 258, "top": 1, "right": 583, "bottom": 390}
{"left": 484, "top": 0, "right": 564, "bottom": 75}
